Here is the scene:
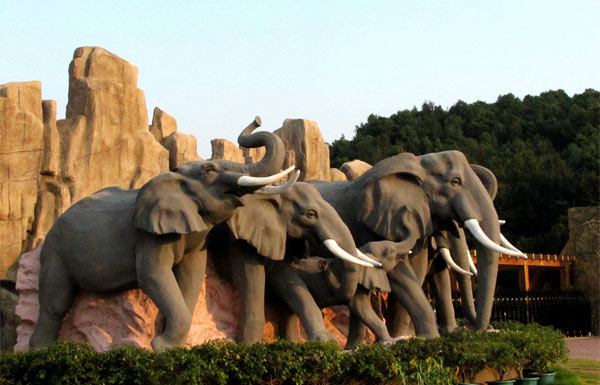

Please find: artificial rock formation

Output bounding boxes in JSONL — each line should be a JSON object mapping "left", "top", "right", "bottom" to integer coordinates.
{"left": 274, "top": 119, "right": 331, "bottom": 181}
{"left": 150, "top": 107, "right": 202, "bottom": 170}
{"left": 0, "top": 82, "right": 45, "bottom": 277}
{"left": 340, "top": 159, "right": 372, "bottom": 180}
{"left": 561, "top": 206, "right": 600, "bottom": 334}
{"left": 329, "top": 168, "right": 347, "bottom": 181}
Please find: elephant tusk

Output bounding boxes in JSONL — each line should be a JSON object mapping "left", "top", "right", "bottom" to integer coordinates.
{"left": 237, "top": 166, "right": 296, "bottom": 186}
{"left": 256, "top": 171, "right": 300, "bottom": 194}
{"left": 464, "top": 219, "right": 527, "bottom": 258}
{"left": 440, "top": 248, "right": 472, "bottom": 276}
{"left": 323, "top": 239, "right": 377, "bottom": 267}
{"left": 466, "top": 249, "right": 478, "bottom": 276}
{"left": 355, "top": 249, "right": 383, "bottom": 267}
{"left": 500, "top": 233, "right": 527, "bottom": 259}
{"left": 498, "top": 219, "right": 506, "bottom": 225}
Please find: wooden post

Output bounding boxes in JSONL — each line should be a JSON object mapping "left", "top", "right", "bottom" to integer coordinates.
{"left": 560, "top": 262, "right": 571, "bottom": 290}
{"left": 523, "top": 262, "right": 531, "bottom": 291}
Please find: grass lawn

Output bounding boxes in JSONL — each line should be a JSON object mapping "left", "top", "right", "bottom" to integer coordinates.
{"left": 554, "top": 359, "right": 600, "bottom": 385}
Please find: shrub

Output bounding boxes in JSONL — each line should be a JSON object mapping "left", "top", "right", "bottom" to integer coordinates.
{"left": 0, "top": 322, "right": 567, "bottom": 385}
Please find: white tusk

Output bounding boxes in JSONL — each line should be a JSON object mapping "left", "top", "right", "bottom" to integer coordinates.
{"left": 498, "top": 219, "right": 506, "bottom": 225}
{"left": 464, "top": 219, "right": 528, "bottom": 258}
{"left": 466, "top": 249, "right": 478, "bottom": 276}
{"left": 356, "top": 249, "right": 383, "bottom": 267}
{"left": 237, "top": 166, "right": 296, "bottom": 187}
{"left": 500, "top": 233, "right": 527, "bottom": 259}
{"left": 256, "top": 171, "right": 300, "bottom": 194}
{"left": 440, "top": 248, "right": 472, "bottom": 276}
{"left": 323, "top": 239, "right": 377, "bottom": 267}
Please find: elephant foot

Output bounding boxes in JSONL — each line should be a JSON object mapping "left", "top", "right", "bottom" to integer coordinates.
{"left": 415, "top": 330, "right": 440, "bottom": 339}
{"left": 307, "top": 330, "right": 336, "bottom": 342}
{"left": 439, "top": 324, "right": 462, "bottom": 334}
{"left": 151, "top": 334, "right": 186, "bottom": 351}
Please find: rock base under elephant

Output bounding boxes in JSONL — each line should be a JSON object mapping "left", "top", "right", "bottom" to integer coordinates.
{"left": 14, "top": 247, "right": 367, "bottom": 352}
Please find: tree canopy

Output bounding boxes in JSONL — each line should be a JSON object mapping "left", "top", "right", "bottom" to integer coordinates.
{"left": 330, "top": 89, "right": 599, "bottom": 253}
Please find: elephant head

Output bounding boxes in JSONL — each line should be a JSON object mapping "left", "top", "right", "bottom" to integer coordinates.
{"left": 354, "top": 151, "right": 524, "bottom": 330}
{"left": 133, "top": 117, "right": 295, "bottom": 234}
{"left": 356, "top": 241, "right": 411, "bottom": 293}
{"left": 226, "top": 182, "right": 378, "bottom": 301}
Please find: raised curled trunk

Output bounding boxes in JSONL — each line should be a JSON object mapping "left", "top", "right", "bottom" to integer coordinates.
{"left": 238, "top": 118, "right": 285, "bottom": 177}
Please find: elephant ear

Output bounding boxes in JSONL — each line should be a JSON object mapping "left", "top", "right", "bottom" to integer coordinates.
{"left": 133, "top": 172, "right": 207, "bottom": 235}
{"left": 358, "top": 153, "right": 426, "bottom": 187}
{"left": 471, "top": 165, "right": 498, "bottom": 201}
{"left": 358, "top": 265, "right": 391, "bottom": 293}
{"left": 226, "top": 196, "right": 286, "bottom": 261}
{"left": 359, "top": 177, "right": 432, "bottom": 242}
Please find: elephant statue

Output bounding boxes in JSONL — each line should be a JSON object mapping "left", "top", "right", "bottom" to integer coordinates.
{"left": 30, "top": 117, "right": 296, "bottom": 351}
{"left": 289, "top": 240, "right": 410, "bottom": 349}
{"left": 410, "top": 165, "right": 505, "bottom": 334}
{"left": 309, "top": 151, "right": 525, "bottom": 340}
{"left": 207, "top": 181, "right": 379, "bottom": 344}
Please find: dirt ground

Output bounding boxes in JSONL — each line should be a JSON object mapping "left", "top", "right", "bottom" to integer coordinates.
{"left": 565, "top": 337, "right": 600, "bottom": 360}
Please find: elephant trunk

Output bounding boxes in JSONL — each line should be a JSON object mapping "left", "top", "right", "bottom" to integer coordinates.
{"left": 238, "top": 116, "right": 286, "bottom": 177}
{"left": 317, "top": 211, "right": 364, "bottom": 301}
{"left": 473, "top": 210, "right": 500, "bottom": 330}
{"left": 452, "top": 185, "right": 500, "bottom": 331}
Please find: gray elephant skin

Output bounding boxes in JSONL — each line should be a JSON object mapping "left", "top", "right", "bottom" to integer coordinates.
{"left": 30, "top": 118, "right": 294, "bottom": 351}
{"left": 291, "top": 240, "right": 407, "bottom": 349}
{"left": 208, "top": 181, "right": 378, "bottom": 344}
{"left": 310, "top": 150, "right": 523, "bottom": 341}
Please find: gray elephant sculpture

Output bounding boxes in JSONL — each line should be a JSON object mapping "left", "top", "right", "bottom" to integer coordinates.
{"left": 309, "top": 151, "right": 525, "bottom": 341}
{"left": 30, "top": 117, "right": 296, "bottom": 351}
{"left": 208, "top": 181, "right": 378, "bottom": 344}
{"left": 289, "top": 240, "right": 409, "bottom": 349}
{"left": 388, "top": 165, "right": 506, "bottom": 337}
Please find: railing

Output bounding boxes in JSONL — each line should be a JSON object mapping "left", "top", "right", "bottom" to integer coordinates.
{"left": 451, "top": 289, "right": 592, "bottom": 336}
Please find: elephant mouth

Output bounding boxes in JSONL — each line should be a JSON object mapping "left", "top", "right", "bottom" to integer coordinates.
{"left": 223, "top": 167, "right": 298, "bottom": 197}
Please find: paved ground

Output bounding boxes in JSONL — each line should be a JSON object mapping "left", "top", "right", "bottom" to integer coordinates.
{"left": 566, "top": 337, "right": 600, "bottom": 360}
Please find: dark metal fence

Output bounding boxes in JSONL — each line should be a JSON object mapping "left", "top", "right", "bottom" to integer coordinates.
{"left": 451, "top": 289, "right": 592, "bottom": 336}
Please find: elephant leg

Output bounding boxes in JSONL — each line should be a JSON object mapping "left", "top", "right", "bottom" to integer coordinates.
{"left": 280, "top": 313, "right": 301, "bottom": 343}
{"left": 30, "top": 247, "right": 76, "bottom": 349}
{"left": 428, "top": 268, "right": 459, "bottom": 333}
{"left": 230, "top": 250, "right": 266, "bottom": 344}
{"left": 387, "top": 248, "right": 432, "bottom": 337}
{"left": 345, "top": 315, "right": 368, "bottom": 350}
{"left": 388, "top": 261, "right": 440, "bottom": 338}
{"left": 136, "top": 236, "right": 191, "bottom": 350}
{"left": 173, "top": 248, "right": 207, "bottom": 315}
{"left": 387, "top": 303, "right": 414, "bottom": 337}
{"left": 267, "top": 262, "right": 335, "bottom": 342}
{"left": 349, "top": 288, "right": 391, "bottom": 344}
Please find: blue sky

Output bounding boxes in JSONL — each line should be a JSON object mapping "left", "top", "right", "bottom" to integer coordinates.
{"left": 2, "top": 1, "right": 599, "bottom": 158}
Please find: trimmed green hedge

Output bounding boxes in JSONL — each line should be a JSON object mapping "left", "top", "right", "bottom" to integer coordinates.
{"left": 0, "top": 322, "right": 566, "bottom": 385}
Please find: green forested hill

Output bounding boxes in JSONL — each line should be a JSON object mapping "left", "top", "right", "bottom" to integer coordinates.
{"left": 330, "top": 89, "right": 599, "bottom": 253}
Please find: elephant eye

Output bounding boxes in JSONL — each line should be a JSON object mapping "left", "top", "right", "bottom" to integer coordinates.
{"left": 450, "top": 177, "right": 462, "bottom": 186}
{"left": 305, "top": 209, "right": 317, "bottom": 219}
{"left": 202, "top": 165, "right": 217, "bottom": 175}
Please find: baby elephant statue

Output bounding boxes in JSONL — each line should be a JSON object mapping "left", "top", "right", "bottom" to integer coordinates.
{"left": 289, "top": 240, "right": 409, "bottom": 349}
{"left": 30, "top": 117, "right": 296, "bottom": 351}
